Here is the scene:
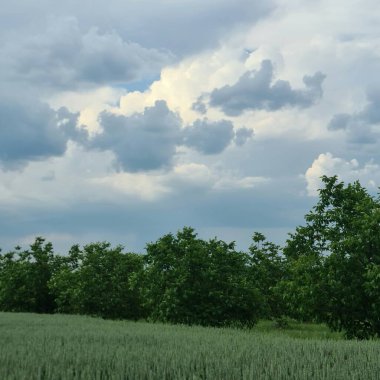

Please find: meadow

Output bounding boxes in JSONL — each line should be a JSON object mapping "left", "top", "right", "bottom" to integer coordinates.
{"left": 1, "top": 313, "right": 379, "bottom": 379}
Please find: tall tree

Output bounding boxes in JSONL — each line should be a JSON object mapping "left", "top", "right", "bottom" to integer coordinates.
{"left": 284, "top": 176, "right": 380, "bottom": 338}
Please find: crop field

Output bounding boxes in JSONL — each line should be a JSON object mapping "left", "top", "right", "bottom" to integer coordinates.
{"left": 0, "top": 313, "right": 379, "bottom": 379}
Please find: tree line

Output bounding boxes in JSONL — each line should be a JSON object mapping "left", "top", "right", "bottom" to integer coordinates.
{"left": 1, "top": 176, "right": 380, "bottom": 339}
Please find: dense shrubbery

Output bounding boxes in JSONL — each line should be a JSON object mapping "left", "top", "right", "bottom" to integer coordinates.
{"left": 1, "top": 176, "right": 380, "bottom": 339}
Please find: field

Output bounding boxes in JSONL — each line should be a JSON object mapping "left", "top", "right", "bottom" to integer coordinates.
{"left": 0, "top": 313, "right": 379, "bottom": 379}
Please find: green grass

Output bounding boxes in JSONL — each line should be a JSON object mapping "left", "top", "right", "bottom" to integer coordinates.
{"left": 0, "top": 312, "right": 379, "bottom": 379}
{"left": 254, "top": 320, "right": 343, "bottom": 340}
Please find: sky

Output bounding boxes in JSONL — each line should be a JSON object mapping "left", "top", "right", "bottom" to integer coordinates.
{"left": 1, "top": 0, "right": 380, "bottom": 253}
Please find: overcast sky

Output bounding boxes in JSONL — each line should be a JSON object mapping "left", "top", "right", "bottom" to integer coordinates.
{"left": 1, "top": 0, "right": 380, "bottom": 252}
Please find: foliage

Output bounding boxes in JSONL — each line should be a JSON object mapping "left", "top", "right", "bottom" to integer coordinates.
{"left": 143, "top": 227, "right": 260, "bottom": 327}
{"left": 284, "top": 176, "right": 380, "bottom": 338}
{"left": 48, "top": 245, "right": 82, "bottom": 314}
{"left": 279, "top": 252, "right": 326, "bottom": 322}
{"left": 49, "top": 242, "right": 145, "bottom": 320}
{"left": 248, "top": 232, "right": 287, "bottom": 320}
{"left": 0, "top": 238, "right": 58, "bottom": 313}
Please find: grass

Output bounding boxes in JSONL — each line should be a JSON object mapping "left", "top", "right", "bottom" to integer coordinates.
{"left": 254, "top": 320, "right": 343, "bottom": 340}
{"left": 0, "top": 312, "right": 379, "bottom": 379}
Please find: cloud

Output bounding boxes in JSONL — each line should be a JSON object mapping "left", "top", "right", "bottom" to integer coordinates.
{"left": 124, "top": 0, "right": 274, "bottom": 56}
{"left": 328, "top": 113, "right": 351, "bottom": 131}
{"left": 0, "top": 93, "right": 252, "bottom": 174}
{"left": 305, "top": 152, "right": 380, "bottom": 196}
{"left": 0, "top": 1, "right": 274, "bottom": 58}
{"left": 182, "top": 121, "right": 253, "bottom": 154}
{"left": 6, "top": 0, "right": 380, "bottom": 255}
{"left": 93, "top": 101, "right": 182, "bottom": 172}
{"left": 0, "top": 96, "right": 86, "bottom": 168}
{"left": 328, "top": 90, "right": 380, "bottom": 143}
{"left": 93, "top": 102, "right": 254, "bottom": 171}
{"left": 3, "top": 17, "right": 172, "bottom": 90}
{"left": 207, "top": 60, "right": 326, "bottom": 116}
{"left": 182, "top": 119, "right": 235, "bottom": 154}
{"left": 234, "top": 128, "right": 254, "bottom": 146}
{"left": 191, "top": 95, "right": 207, "bottom": 115}
{"left": 213, "top": 175, "right": 269, "bottom": 191}
{"left": 56, "top": 107, "right": 89, "bottom": 144}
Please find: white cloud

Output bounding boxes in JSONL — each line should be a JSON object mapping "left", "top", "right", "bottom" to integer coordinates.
{"left": 214, "top": 176, "right": 269, "bottom": 191}
{"left": 90, "top": 163, "right": 270, "bottom": 202}
{"left": 0, "top": 143, "right": 115, "bottom": 210}
{"left": 90, "top": 173, "right": 171, "bottom": 202}
{"left": 305, "top": 152, "right": 380, "bottom": 196}
{"left": 48, "top": 86, "right": 125, "bottom": 134}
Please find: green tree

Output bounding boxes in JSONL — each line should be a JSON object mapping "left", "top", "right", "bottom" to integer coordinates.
{"left": 248, "top": 232, "right": 287, "bottom": 321}
{"left": 284, "top": 176, "right": 380, "bottom": 338}
{"left": 279, "top": 252, "right": 326, "bottom": 322}
{"left": 0, "top": 237, "right": 58, "bottom": 313}
{"left": 48, "top": 245, "right": 82, "bottom": 314}
{"left": 143, "top": 227, "right": 260, "bottom": 327}
{"left": 50, "top": 242, "right": 145, "bottom": 320}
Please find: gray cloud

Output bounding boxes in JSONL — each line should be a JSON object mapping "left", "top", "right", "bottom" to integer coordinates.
{"left": 328, "top": 90, "right": 380, "bottom": 143}
{"left": 0, "top": 96, "right": 249, "bottom": 173}
{"left": 0, "top": 173, "right": 312, "bottom": 253}
{"left": 191, "top": 95, "right": 207, "bottom": 115}
{"left": 0, "top": 1, "right": 274, "bottom": 58}
{"left": 234, "top": 128, "right": 254, "bottom": 146}
{"left": 56, "top": 107, "right": 89, "bottom": 144}
{"left": 94, "top": 101, "right": 182, "bottom": 172}
{"left": 328, "top": 113, "right": 351, "bottom": 131}
{"left": 93, "top": 102, "right": 255, "bottom": 171}
{"left": 183, "top": 119, "right": 235, "bottom": 154}
{"left": 3, "top": 17, "right": 172, "bottom": 90}
{"left": 207, "top": 60, "right": 326, "bottom": 116}
{"left": 0, "top": 96, "right": 86, "bottom": 168}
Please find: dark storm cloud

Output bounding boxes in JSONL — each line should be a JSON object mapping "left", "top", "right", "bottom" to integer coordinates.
{"left": 208, "top": 60, "right": 326, "bottom": 116}
{"left": 0, "top": 97, "right": 86, "bottom": 168}
{"left": 328, "top": 90, "right": 380, "bottom": 143}
{"left": 183, "top": 119, "right": 235, "bottom": 154}
{"left": 3, "top": 17, "right": 171, "bottom": 90}
{"left": 94, "top": 101, "right": 183, "bottom": 172}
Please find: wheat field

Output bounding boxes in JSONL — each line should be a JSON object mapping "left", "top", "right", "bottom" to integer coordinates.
{"left": 0, "top": 312, "right": 379, "bottom": 379}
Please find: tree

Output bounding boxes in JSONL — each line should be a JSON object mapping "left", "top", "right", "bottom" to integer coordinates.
{"left": 143, "top": 227, "right": 260, "bottom": 327}
{"left": 279, "top": 251, "right": 327, "bottom": 322}
{"left": 248, "top": 233, "right": 287, "bottom": 321}
{"left": 49, "top": 242, "right": 145, "bottom": 320}
{"left": 284, "top": 176, "right": 380, "bottom": 338}
{"left": 48, "top": 245, "right": 82, "bottom": 314}
{"left": 0, "top": 237, "right": 58, "bottom": 313}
